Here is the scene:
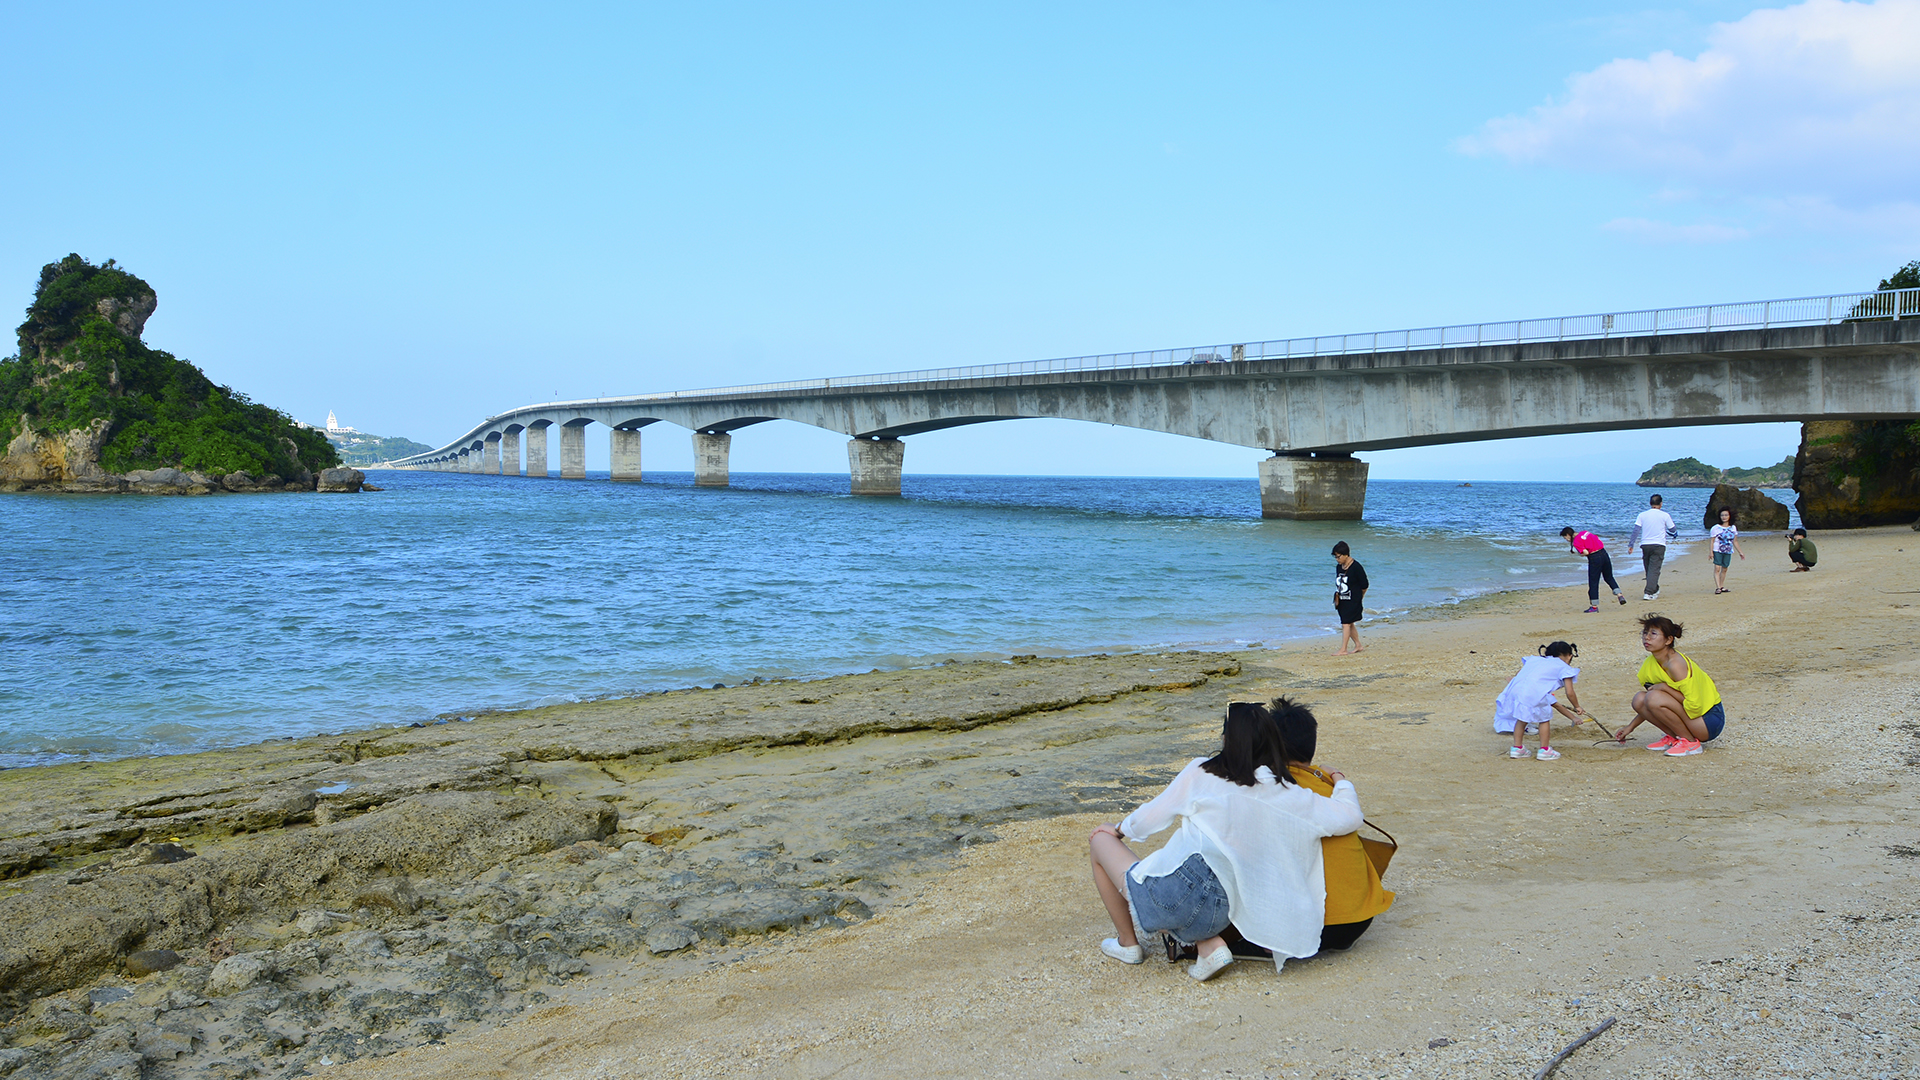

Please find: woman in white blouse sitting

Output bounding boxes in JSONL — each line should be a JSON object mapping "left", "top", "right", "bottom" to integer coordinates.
{"left": 1088, "top": 700, "right": 1365, "bottom": 981}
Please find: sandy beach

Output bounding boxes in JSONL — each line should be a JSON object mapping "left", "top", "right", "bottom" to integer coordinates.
{"left": 6, "top": 528, "right": 1917, "bottom": 1079}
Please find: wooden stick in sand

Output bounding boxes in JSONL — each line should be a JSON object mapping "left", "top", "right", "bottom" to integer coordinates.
{"left": 1532, "top": 1016, "right": 1616, "bottom": 1080}
{"left": 1573, "top": 709, "right": 1616, "bottom": 741}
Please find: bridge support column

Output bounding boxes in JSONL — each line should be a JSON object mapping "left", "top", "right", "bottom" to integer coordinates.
{"left": 560, "top": 424, "right": 587, "bottom": 479}
{"left": 694, "top": 431, "right": 731, "bottom": 487}
{"left": 499, "top": 429, "right": 521, "bottom": 476}
{"left": 1258, "top": 453, "right": 1369, "bottom": 520}
{"left": 848, "top": 437, "right": 904, "bottom": 496}
{"left": 482, "top": 439, "right": 500, "bottom": 474}
{"left": 611, "top": 428, "right": 643, "bottom": 480}
{"left": 526, "top": 426, "right": 549, "bottom": 477}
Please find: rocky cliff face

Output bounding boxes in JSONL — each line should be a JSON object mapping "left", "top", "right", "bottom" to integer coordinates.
{"left": 1, "top": 416, "right": 119, "bottom": 490}
{"left": 1793, "top": 420, "right": 1920, "bottom": 528}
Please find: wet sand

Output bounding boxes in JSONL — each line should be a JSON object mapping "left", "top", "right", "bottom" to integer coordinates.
{"left": 6, "top": 528, "right": 1917, "bottom": 1078}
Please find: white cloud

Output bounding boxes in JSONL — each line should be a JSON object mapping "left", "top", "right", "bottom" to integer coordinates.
{"left": 1602, "top": 217, "right": 1753, "bottom": 243}
{"left": 1460, "top": 0, "right": 1920, "bottom": 206}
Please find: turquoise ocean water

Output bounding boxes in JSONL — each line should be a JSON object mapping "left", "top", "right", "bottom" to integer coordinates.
{"left": 0, "top": 473, "right": 1794, "bottom": 767}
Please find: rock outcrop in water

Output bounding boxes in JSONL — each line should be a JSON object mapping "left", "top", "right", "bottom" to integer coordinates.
{"left": 0, "top": 254, "right": 347, "bottom": 494}
{"left": 1792, "top": 420, "right": 1920, "bottom": 529}
{"left": 1702, "top": 484, "right": 1789, "bottom": 531}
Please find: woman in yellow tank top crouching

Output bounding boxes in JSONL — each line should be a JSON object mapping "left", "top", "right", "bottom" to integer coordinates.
{"left": 1615, "top": 614, "right": 1726, "bottom": 758}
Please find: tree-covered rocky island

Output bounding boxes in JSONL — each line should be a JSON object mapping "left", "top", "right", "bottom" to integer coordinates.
{"left": 0, "top": 255, "right": 360, "bottom": 493}
{"left": 1637, "top": 455, "right": 1794, "bottom": 488}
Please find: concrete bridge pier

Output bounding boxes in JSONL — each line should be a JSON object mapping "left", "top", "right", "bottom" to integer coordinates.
{"left": 526, "top": 424, "right": 549, "bottom": 477}
{"left": 482, "top": 438, "right": 500, "bottom": 475}
{"left": 499, "top": 428, "right": 521, "bottom": 476}
{"left": 560, "top": 424, "right": 587, "bottom": 479}
{"left": 1258, "top": 452, "right": 1369, "bottom": 520}
{"left": 694, "top": 431, "right": 731, "bottom": 487}
{"left": 848, "top": 437, "right": 904, "bottom": 496}
{"left": 611, "top": 428, "right": 643, "bottom": 480}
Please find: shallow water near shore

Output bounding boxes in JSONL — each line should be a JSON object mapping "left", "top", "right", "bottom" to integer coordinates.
{"left": 0, "top": 472, "right": 1785, "bottom": 766}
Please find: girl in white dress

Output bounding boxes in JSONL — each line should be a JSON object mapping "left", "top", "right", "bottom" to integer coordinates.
{"left": 1493, "top": 642, "right": 1585, "bottom": 761}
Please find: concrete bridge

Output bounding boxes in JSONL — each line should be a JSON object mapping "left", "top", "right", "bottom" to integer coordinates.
{"left": 393, "top": 290, "right": 1920, "bottom": 519}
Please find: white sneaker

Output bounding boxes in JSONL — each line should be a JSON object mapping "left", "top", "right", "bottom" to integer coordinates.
{"left": 1509, "top": 746, "right": 1528, "bottom": 758}
{"left": 1641, "top": 593, "right": 1655, "bottom": 601}
{"left": 1535, "top": 747, "right": 1561, "bottom": 761}
{"left": 1189, "top": 944, "right": 1234, "bottom": 982}
{"left": 1101, "top": 938, "right": 1144, "bottom": 964}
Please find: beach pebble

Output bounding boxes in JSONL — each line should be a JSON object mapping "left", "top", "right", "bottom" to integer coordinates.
{"left": 123, "top": 949, "right": 181, "bottom": 976}
{"left": 353, "top": 878, "right": 420, "bottom": 914}
{"left": 27, "top": 997, "right": 90, "bottom": 1037}
{"left": 645, "top": 923, "right": 699, "bottom": 955}
{"left": 335, "top": 930, "right": 393, "bottom": 961}
{"left": 206, "top": 954, "right": 270, "bottom": 995}
{"left": 293, "top": 910, "right": 333, "bottom": 936}
{"left": 133, "top": 1024, "right": 195, "bottom": 1062}
{"left": 108, "top": 842, "right": 194, "bottom": 869}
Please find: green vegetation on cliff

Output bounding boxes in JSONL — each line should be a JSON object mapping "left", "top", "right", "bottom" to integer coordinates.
{"left": 0, "top": 254, "right": 337, "bottom": 479}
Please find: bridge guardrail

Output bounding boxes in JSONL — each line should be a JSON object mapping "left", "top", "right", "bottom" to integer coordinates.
{"left": 397, "top": 287, "right": 1919, "bottom": 462}
{"left": 645, "top": 287, "right": 1920, "bottom": 400}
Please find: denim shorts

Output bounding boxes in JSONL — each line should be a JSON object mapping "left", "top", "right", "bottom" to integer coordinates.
{"left": 1699, "top": 701, "right": 1726, "bottom": 741}
{"left": 1126, "top": 853, "right": 1231, "bottom": 945}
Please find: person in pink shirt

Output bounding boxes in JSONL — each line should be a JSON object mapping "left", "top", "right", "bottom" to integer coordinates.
{"left": 1560, "top": 526, "right": 1627, "bottom": 613}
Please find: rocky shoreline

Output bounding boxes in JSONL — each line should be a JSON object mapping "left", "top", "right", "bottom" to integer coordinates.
{"left": 0, "top": 652, "right": 1241, "bottom": 1079}
{"left": 0, "top": 463, "right": 367, "bottom": 495}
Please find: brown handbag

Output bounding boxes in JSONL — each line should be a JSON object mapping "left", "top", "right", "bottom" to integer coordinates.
{"left": 1359, "top": 820, "right": 1398, "bottom": 877}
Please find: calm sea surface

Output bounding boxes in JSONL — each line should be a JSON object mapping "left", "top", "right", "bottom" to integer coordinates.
{"left": 0, "top": 473, "right": 1795, "bottom": 767}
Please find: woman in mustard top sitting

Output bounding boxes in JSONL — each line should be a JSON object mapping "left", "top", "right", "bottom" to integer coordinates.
{"left": 1615, "top": 614, "right": 1726, "bottom": 758}
{"left": 1271, "top": 696, "right": 1394, "bottom": 950}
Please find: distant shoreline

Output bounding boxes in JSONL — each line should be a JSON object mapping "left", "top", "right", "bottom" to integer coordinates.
{"left": 1635, "top": 478, "right": 1793, "bottom": 489}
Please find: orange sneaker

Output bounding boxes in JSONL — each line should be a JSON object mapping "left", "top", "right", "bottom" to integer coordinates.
{"left": 1664, "top": 738, "right": 1704, "bottom": 757}
{"left": 1645, "top": 735, "right": 1679, "bottom": 751}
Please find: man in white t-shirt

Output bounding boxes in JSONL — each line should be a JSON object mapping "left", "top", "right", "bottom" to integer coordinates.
{"left": 1627, "top": 494, "right": 1678, "bottom": 600}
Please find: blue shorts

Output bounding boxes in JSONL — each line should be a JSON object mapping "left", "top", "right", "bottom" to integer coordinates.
{"left": 1712, "top": 551, "right": 1732, "bottom": 567}
{"left": 1126, "top": 853, "right": 1231, "bottom": 945}
{"left": 1698, "top": 702, "right": 1726, "bottom": 741}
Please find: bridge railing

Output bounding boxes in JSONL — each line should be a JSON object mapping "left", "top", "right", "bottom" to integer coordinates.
{"left": 400, "top": 286, "right": 1920, "bottom": 461}
{"left": 648, "top": 287, "right": 1919, "bottom": 400}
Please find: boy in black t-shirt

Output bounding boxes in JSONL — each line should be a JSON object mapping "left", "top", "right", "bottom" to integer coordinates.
{"left": 1332, "top": 541, "right": 1368, "bottom": 656}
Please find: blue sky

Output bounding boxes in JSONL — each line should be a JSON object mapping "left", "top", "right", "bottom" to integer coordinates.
{"left": 4, "top": 1, "right": 1916, "bottom": 480}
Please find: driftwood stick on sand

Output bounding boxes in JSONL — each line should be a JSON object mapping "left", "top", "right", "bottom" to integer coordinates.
{"left": 1533, "top": 1016, "right": 1617, "bottom": 1080}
